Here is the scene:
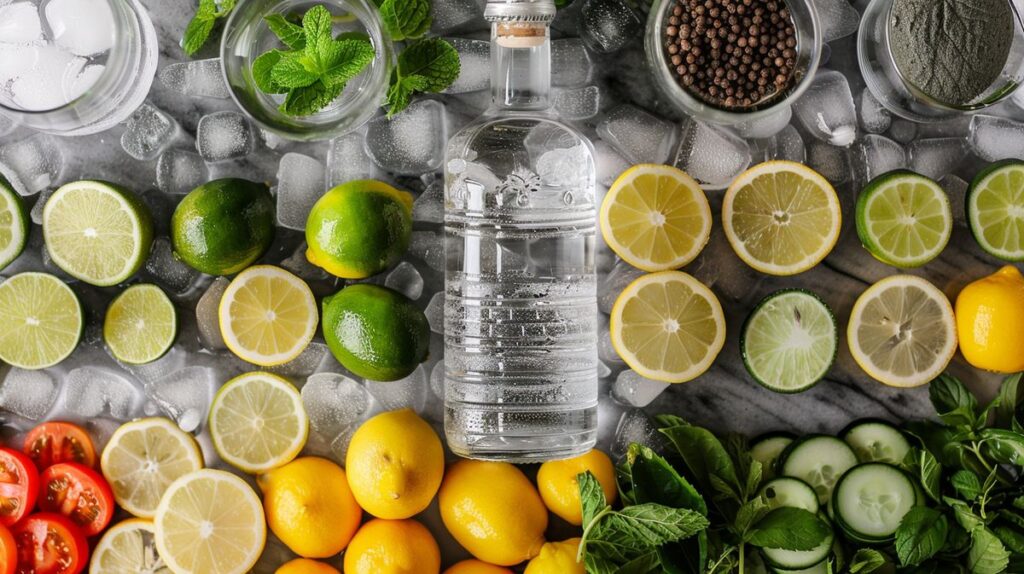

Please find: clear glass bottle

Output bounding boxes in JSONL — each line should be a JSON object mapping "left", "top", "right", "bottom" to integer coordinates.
{"left": 443, "top": 0, "right": 599, "bottom": 462}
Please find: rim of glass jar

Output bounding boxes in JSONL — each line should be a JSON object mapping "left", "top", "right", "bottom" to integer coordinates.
{"left": 644, "top": 0, "right": 823, "bottom": 125}
{"left": 882, "top": 0, "right": 1024, "bottom": 112}
{"left": 220, "top": 0, "right": 393, "bottom": 142}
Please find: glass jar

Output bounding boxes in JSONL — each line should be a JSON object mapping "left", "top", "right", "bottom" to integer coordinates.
{"left": 858, "top": 0, "right": 1024, "bottom": 122}
{"left": 0, "top": 0, "right": 158, "bottom": 136}
{"left": 643, "top": 0, "right": 822, "bottom": 125}
{"left": 221, "top": 0, "right": 393, "bottom": 142}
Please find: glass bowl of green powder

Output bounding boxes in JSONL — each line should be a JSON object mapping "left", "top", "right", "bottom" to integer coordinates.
{"left": 858, "top": 0, "right": 1024, "bottom": 122}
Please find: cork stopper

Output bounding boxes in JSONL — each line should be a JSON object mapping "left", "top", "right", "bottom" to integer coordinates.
{"left": 484, "top": 0, "right": 556, "bottom": 23}
{"left": 495, "top": 21, "right": 548, "bottom": 48}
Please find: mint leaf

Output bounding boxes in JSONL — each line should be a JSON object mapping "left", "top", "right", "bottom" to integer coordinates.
{"left": 895, "top": 507, "right": 948, "bottom": 567}
{"left": 930, "top": 373, "right": 980, "bottom": 428}
{"left": 951, "top": 469, "right": 983, "bottom": 500}
{"left": 968, "top": 527, "right": 1011, "bottom": 574}
{"left": 746, "top": 507, "right": 830, "bottom": 551}
{"left": 849, "top": 549, "right": 887, "bottom": 573}
{"left": 386, "top": 38, "right": 460, "bottom": 117}
{"left": 271, "top": 54, "right": 319, "bottom": 88}
{"left": 385, "top": 74, "right": 428, "bottom": 117}
{"left": 981, "top": 428, "right": 1024, "bottom": 466}
{"left": 659, "top": 424, "right": 740, "bottom": 498}
{"left": 265, "top": 14, "right": 306, "bottom": 50}
{"left": 252, "top": 49, "right": 286, "bottom": 93}
{"left": 993, "top": 525, "right": 1024, "bottom": 554}
{"left": 602, "top": 504, "right": 709, "bottom": 547}
{"left": 281, "top": 80, "right": 345, "bottom": 116}
{"left": 182, "top": 0, "right": 234, "bottom": 56}
{"left": 321, "top": 39, "right": 375, "bottom": 86}
{"left": 379, "top": 0, "right": 431, "bottom": 41}
{"left": 302, "top": 5, "right": 333, "bottom": 49}
{"left": 578, "top": 471, "right": 608, "bottom": 527}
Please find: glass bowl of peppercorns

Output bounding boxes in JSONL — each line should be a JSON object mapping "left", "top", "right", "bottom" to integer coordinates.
{"left": 645, "top": 0, "right": 822, "bottom": 124}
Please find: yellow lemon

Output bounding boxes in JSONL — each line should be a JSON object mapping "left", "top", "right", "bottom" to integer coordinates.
{"left": 345, "top": 409, "right": 444, "bottom": 519}
{"left": 524, "top": 538, "right": 585, "bottom": 574}
{"left": 443, "top": 560, "right": 515, "bottom": 574}
{"left": 956, "top": 265, "right": 1024, "bottom": 373}
{"left": 439, "top": 460, "right": 547, "bottom": 566}
{"left": 258, "top": 457, "right": 362, "bottom": 558}
{"left": 537, "top": 449, "right": 617, "bottom": 525}
{"left": 343, "top": 518, "right": 440, "bottom": 574}
{"left": 277, "top": 558, "right": 341, "bottom": 574}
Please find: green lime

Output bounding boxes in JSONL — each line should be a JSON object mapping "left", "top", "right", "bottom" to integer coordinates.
{"left": 741, "top": 289, "right": 837, "bottom": 393}
{"left": 42, "top": 180, "right": 154, "bottom": 287}
{"left": 104, "top": 283, "right": 177, "bottom": 365}
{"left": 967, "top": 160, "right": 1024, "bottom": 261}
{"left": 322, "top": 284, "right": 429, "bottom": 381}
{"left": 0, "top": 272, "right": 82, "bottom": 369}
{"left": 0, "top": 174, "right": 28, "bottom": 271}
{"left": 305, "top": 179, "right": 412, "bottom": 279}
{"left": 171, "top": 179, "right": 275, "bottom": 276}
{"left": 855, "top": 170, "right": 952, "bottom": 268}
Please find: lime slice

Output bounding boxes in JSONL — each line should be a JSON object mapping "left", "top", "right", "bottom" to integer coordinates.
{"left": 967, "top": 160, "right": 1024, "bottom": 261}
{"left": 610, "top": 270, "right": 725, "bottom": 383}
{"left": 723, "top": 161, "right": 842, "bottom": 276}
{"left": 0, "top": 272, "right": 82, "bottom": 369}
{"left": 856, "top": 170, "right": 952, "bottom": 268}
{"left": 209, "top": 372, "right": 308, "bottom": 474}
{"left": 741, "top": 290, "right": 838, "bottom": 393}
{"left": 600, "top": 164, "right": 712, "bottom": 272}
{"left": 104, "top": 284, "right": 177, "bottom": 365}
{"left": 100, "top": 418, "right": 204, "bottom": 519}
{"left": 154, "top": 469, "right": 266, "bottom": 574}
{"left": 0, "top": 176, "right": 28, "bottom": 271}
{"left": 91, "top": 519, "right": 171, "bottom": 573}
{"left": 848, "top": 275, "right": 957, "bottom": 388}
{"left": 42, "top": 180, "right": 153, "bottom": 287}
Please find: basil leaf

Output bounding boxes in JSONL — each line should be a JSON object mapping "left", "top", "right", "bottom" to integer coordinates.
{"left": 895, "top": 507, "right": 949, "bottom": 567}
{"left": 930, "top": 373, "right": 980, "bottom": 429}
{"left": 746, "top": 507, "right": 830, "bottom": 551}
{"left": 981, "top": 428, "right": 1024, "bottom": 466}
{"left": 379, "top": 0, "right": 431, "bottom": 41}
{"left": 264, "top": 13, "right": 306, "bottom": 50}
{"left": 849, "top": 548, "right": 887, "bottom": 573}
{"left": 994, "top": 373, "right": 1023, "bottom": 429}
{"left": 951, "top": 469, "right": 982, "bottom": 500}
{"left": 659, "top": 424, "right": 740, "bottom": 497}
{"left": 655, "top": 414, "right": 688, "bottom": 429}
{"left": 968, "top": 527, "right": 1011, "bottom": 574}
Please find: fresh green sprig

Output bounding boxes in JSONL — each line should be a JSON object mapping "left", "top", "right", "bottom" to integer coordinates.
{"left": 182, "top": 0, "right": 236, "bottom": 56}
{"left": 386, "top": 38, "right": 460, "bottom": 117}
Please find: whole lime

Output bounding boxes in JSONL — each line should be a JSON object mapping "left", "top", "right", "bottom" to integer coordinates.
{"left": 171, "top": 179, "right": 275, "bottom": 276}
{"left": 322, "top": 284, "right": 429, "bottom": 381}
{"left": 305, "top": 180, "right": 412, "bottom": 279}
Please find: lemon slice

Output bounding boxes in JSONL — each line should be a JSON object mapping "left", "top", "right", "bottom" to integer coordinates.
{"left": 856, "top": 171, "right": 952, "bottom": 268}
{"left": 600, "top": 164, "right": 712, "bottom": 271}
{"left": 209, "top": 372, "right": 308, "bottom": 474}
{"left": 104, "top": 284, "right": 178, "bottom": 365}
{"left": 100, "top": 418, "right": 204, "bottom": 519}
{"left": 723, "top": 161, "right": 842, "bottom": 276}
{"left": 0, "top": 272, "right": 82, "bottom": 369}
{"left": 154, "top": 469, "right": 266, "bottom": 574}
{"left": 0, "top": 177, "right": 28, "bottom": 271}
{"left": 91, "top": 519, "right": 171, "bottom": 573}
{"left": 848, "top": 275, "right": 957, "bottom": 388}
{"left": 610, "top": 271, "right": 725, "bottom": 383}
{"left": 967, "top": 160, "right": 1024, "bottom": 261}
{"left": 218, "top": 265, "right": 318, "bottom": 366}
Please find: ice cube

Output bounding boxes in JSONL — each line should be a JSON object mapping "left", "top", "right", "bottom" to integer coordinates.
{"left": 425, "top": 292, "right": 444, "bottom": 334}
{"left": 265, "top": 341, "right": 330, "bottom": 378}
{"left": 888, "top": 119, "right": 919, "bottom": 144}
{"left": 612, "top": 408, "right": 664, "bottom": 459}
{"left": 907, "top": 138, "right": 968, "bottom": 180}
{"left": 429, "top": 360, "right": 444, "bottom": 399}
{"left": 593, "top": 140, "right": 631, "bottom": 187}
{"left": 275, "top": 152, "right": 325, "bottom": 231}
{"left": 773, "top": 124, "right": 806, "bottom": 162}
{"left": 806, "top": 140, "right": 851, "bottom": 185}
{"left": 537, "top": 144, "right": 590, "bottom": 188}
{"left": 792, "top": 71, "right": 857, "bottom": 146}
{"left": 579, "top": 0, "right": 641, "bottom": 54}
{"left": 196, "top": 111, "right": 255, "bottom": 162}
{"left": 673, "top": 117, "right": 752, "bottom": 190}
{"left": 443, "top": 38, "right": 489, "bottom": 94}
{"left": 195, "top": 277, "right": 228, "bottom": 351}
{"left": 156, "top": 148, "right": 208, "bottom": 196}
{"left": 859, "top": 88, "right": 891, "bottom": 134}
{"left": 968, "top": 115, "right": 1024, "bottom": 162}
{"left": 145, "top": 366, "right": 216, "bottom": 433}
{"left": 940, "top": 175, "right": 969, "bottom": 226}
{"left": 0, "top": 2, "right": 42, "bottom": 43}
{"left": 157, "top": 58, "right": 231, "bottom": 99}
{"left": 412, "top": 180, "right": 443, "bottom": 224}
{"left": 733, "top": 106, "right": 792, "bottom": 139}
{"left": 811, "top": 0, "right": 860, "bottom": 42}
{"left": 596, "top": 104, "right": 676, "bottom": 164}
{"left": 281, "top": 242, "right": 328, "bottom": 281}
{"left": 430, "top": 0, "right": 485, "bottom": 35}
{"left": 409, "top": 230, "right": 444, "bottom": 271}
{"left": 854, "top": 134, "right": 906, "bottom": 184}
{"left": 0, "top": 114, "right": 15, "bottom": 138}
{"left": 0, "top": 367, "right": 57, "bottom": 421}
{"left": 598, "top": 360, "right": 612, "bottom": 379}
{"left": 553, "top": 86, "right": 601, "bottom": 121}
{"left": 365, "top": 365, "right": 427, "bottom": 411}
{"left": 121, "top": 103, "right": 177, "bottom": 161}
{"left": 63, "top": 366, "right": 142, "bottom": 420}
{"left": 1, "top": 44, "right": 85, "bottom": 111}
{"left": 551, "top": 39, "right": 594, "bottom": 88}
{"left": 0, "top": 133, "right": 63, "bottom": 196}
{"left": 598, "top": 259, "right": 644, "bottom": 314}
{"left": 598, "top": 326, "right": 624, "bottom": 366}
{"left": 385, "top": 261, "right": 424, "bottom": 300}
{"left": 326, "top": 131, "right": 379, "bottom": 187}
{"left": 365, "top": 100, "right": 447, "bottom": 175}
{"left": 611, "top": 369, "right": 670, "bottom": 408}
{"left": 301, "top": 373, "right": 369, "bottom": 439}
{"left": 45, "top": 0, "right": 115, "bottom": 56}
{"left": 329, "top": 425, "right": 359, "bottom": 461}
{"left": 64, "top": 63, "right": 104, "bottom": 102}
{"left": 30, "top": 188, "right": 52, "bottom": 225}
{"left": 145, "top": 237, "right": 200, "bottom": 294}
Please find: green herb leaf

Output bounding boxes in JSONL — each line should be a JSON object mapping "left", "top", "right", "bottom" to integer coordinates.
{"left": 386, "top": 38, "right": 460, "bottom": 116}
{"left": 951, "top": 469, "right": 983, "bottom": 500}
{"left": 947, "top": 498, "right": 986, "bottom": 532}
{"left": 321, "top": 39, "right": 376, "bottom": 86}
{"left": 993, "top": 524, "right": 1024, "bottom": 554}
{"left": 734, "top": 497, "right": 769, "bottom": 536}
{"left": 281, "top": 80, "right": 345, "bottom": 116}
{"left": 908, "top": 447, "right": 942, "bottom": 502}
{"left": 905, "top": 420, "right": 961, "bottom": 467}
{"left": 603, "top": 503, "right": 709, "bottom": 547}
{"left": 302, "top": 5, "right": 333, "bottom": 49}
{"left": 617, "top": 550, "right": 661, "bottom": 574}
{"left": 930, "top": 373, "right": 980, "bottom": 429}
{"left": 980, "top": 428, "right": 1024, "bottom": 466}
{"left": 252, "top": 49, "right": 287, "bottom": 93}
{"left": 264, "top": 13, "right": 306, "bottom": 50}
{"left": 849, "top": 549, "right": 887, "bottom": 573}
{"left": 379, "top": 0, "right": 431, "bottom": 41}
{"left": 182, "top": 0, "right": 217, "bottom": 56}
{"left": 895, "top": 507, "right": 949, "bottom": 567}
{"left": 968, "top": 527, "right": 1011, "bottom": 574}
{"left": 655, "top": 414, "right": 688, "bottom": 429}
{"left": 746, "top": 507, "right": 829, "bottom": 550}
{"left": 270, "top": 54, "right": 319, "bottom": 88}
{"left": 660, "top": 424, "right": 740, "bottom": 497}
{"left": 578, "top": 471, "right": 608, "bottom": 527}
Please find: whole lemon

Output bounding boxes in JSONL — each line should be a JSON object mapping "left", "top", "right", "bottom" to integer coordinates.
{"left": 524, "top": 539, "right": 585, "bottom": 574}
{"left": 345, "top": 409, "right": 444, "bottom": 519}
{"left": 439, "top": 460, "right": 547, "bottom": 566}
{"left": 343, "top": 518, "right": 440, "bottom": 574}
{"left": 956, "top": 265, "right": 1024, "bottom": 373}
{"left": 537, "top": 449, "right": 618, "bottom": 525}
{"left": 443, "top": 560, "right": 514, "bottom": 574}
{"left": 276, "top": 558, "right": 340, "bottom": 574}
{"left": 258, "top": 457, "right": 362, "bottom": 558}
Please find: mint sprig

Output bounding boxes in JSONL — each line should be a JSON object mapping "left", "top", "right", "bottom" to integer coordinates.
{"left": 379, "top": 0, "right": 431, "bottom": 41}
{"left": 386, "top": 38, "right": 460, "bottom": 117}
{"left": 182, "top": 0, "right": 236, "bottom": 56}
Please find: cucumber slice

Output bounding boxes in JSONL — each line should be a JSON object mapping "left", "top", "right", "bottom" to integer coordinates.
{"left": 763, "top": 521, "right": 833, "bottom": 571}
{"left": 760, "top": 477, "right": 819, "bottom": 513}
{"left": 780, "top": 435, "right": 858, "bottom": 504}
{"left": 832, "top": 463, "right": 918, "bottom": 542}
{"left": 842, "top": 419, "right": 912, "bottom": 465}
{"left": 751, "top": 433, "right": 795, "bottom": 474}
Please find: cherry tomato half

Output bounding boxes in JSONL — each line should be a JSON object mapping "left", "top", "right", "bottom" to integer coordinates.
{"left": 36, "top": 464, "right": 113, "bottom": 538}
{"left": 11, "top": 513, "right": 87, "bottom": 574}
{"left": 0, "top": 523, "right": 16, "bottom": 574}
{"left": 23, "top": 424, "right": 96, "bottom": 470}
{"left": 0, "top": 448, "right": 39, "bottom": 527}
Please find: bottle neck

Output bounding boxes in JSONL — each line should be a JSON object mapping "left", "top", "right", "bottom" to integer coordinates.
{"left": 489, "top": 21, "right": 552, "bottom": 111}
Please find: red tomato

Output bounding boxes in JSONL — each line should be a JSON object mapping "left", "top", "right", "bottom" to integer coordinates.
{"left": 22, "top": 424, "right": 96, "bottom": 470}
{"left": 0, "top": 523, "right": 16, "bottom": 574}
{"left": 10, "top": 513, "right": 87, "bottom": 574}
{"left": 0, "top": 448, "right": 39, "bottom": 527}
{"left": 36, "top": 464, "right": 113, "bottom": 537}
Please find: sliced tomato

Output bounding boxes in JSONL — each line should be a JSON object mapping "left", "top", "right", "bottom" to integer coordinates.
{"left": 11, "top": 513, "right": 87, "bottom": 574}
{"left": 0, "top": 448, "right": 39, "bottom": 527}
{"left": 36, "top": 464, "right": 113, "bottom": 538}
{"left": 22, "top": 424, "right": 96, "bottom": 470}
{"left": 0, "top": 523, "right": 16, "bottom": 574}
